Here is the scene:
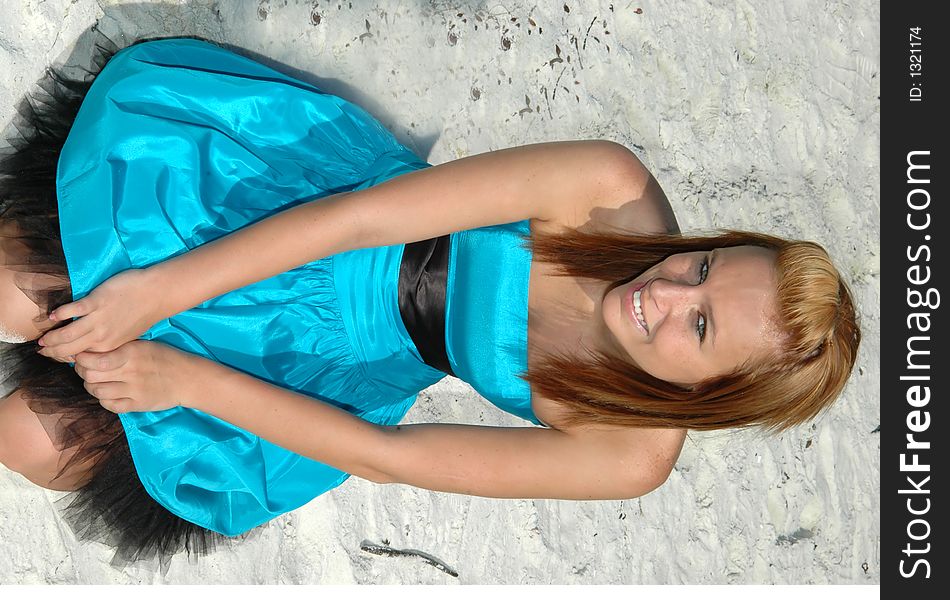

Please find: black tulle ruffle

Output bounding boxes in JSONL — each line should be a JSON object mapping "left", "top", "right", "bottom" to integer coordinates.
{"left": 1, "top": 36, "right": 238, "bottom": 569}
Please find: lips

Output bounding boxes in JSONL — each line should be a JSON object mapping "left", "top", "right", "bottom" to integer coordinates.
{"left": 624, "top": 281, "right": 650, "bottom": 335}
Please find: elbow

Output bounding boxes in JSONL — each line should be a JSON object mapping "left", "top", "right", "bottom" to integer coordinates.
{"left": 359, "top": 466, "right": 397, "bottom": 485}
{"left": 352, "top": 425, "right": 402, "bottom": 485}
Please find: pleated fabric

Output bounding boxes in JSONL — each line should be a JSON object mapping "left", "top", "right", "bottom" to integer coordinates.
{"left": 56, "top": 38, "right": 537, "bottom": 536}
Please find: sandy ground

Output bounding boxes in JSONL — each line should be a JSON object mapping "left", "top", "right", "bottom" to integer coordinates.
{"left": 0, "top": 0, "right": 879, "bottom": 585}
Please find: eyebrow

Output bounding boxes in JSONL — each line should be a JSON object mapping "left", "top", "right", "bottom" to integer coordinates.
{"left": 707, "top": 249, "right": 717, "bottom": 349}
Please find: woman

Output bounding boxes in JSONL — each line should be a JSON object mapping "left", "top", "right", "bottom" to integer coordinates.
{"left": 3, "top": 38, "right": 859, "bottom": 562}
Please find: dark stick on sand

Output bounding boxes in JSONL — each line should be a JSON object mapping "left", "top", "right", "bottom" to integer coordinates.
{"left": 360, "top": 540, "right": 460, "bottom": 577}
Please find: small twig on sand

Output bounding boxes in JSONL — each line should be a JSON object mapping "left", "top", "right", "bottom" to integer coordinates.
{"left": 360, "top": 540, "right": 459, "bottom": 577}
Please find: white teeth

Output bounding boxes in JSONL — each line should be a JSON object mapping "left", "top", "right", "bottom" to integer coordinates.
{"left": 632, "top": 290, "right": 647, "bottom": 330}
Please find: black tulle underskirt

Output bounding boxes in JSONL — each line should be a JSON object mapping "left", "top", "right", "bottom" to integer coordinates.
{"left": 1, "top": 36, "right": 244, "bottom": 569}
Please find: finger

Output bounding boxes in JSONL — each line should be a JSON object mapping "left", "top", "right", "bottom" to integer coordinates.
{"left": 98, "top": 397, "right": 134, "bottom": 415}
{"left": 37, "top": 347, "right": 75, "bottom": 363}
{"left": 83, "top": 380, "right": 129, "bottom": 402}
{"left": 75, "top": 350, "right": 128, "bottom": 372}
{"left": 38, "top": 319, "right": 95, "bottom": 348}
{"left": 48, "top": 299, "right": 93, "bottom": 322}
{"left": 42, "top": 338, "right": 100, "bottom": 362}
{"left": 75, "top": 363, "right": 119, "bottom": 385}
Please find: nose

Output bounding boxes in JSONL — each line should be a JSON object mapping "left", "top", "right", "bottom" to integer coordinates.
{"left": 646, "top": 277, "right": 700, "bottom": 323}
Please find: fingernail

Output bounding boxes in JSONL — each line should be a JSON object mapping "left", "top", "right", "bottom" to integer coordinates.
{"left": 48, "top": 313, "right": 58, "bottom": 322}
{"left": 37, "top": 339, "right": 46, "bottom": 346}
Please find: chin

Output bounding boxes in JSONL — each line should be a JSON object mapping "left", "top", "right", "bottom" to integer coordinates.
{"left": 601, "top": 285, "right": 627, "bottom": 342}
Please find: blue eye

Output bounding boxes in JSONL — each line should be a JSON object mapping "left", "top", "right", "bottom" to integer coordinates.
{"left": 696, "top": 256, "right": 709, "bottom": 342}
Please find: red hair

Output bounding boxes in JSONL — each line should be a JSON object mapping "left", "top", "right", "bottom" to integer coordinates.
{"left": 524, "top": 229, "right": 860, "bottom": 432}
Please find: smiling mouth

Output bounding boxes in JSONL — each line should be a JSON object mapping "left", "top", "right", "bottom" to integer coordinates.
{"left": 624, "top": 283, "right": 650, "bottom": 335}
{"left": 632, "top": 289, "right": 649, "bottom": 332}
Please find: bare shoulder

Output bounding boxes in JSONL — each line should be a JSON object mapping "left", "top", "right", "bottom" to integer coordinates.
{"left": 534, "top": 395, "right": 686, "bottom": 492}
{"left": 576, "top": 423, "right": 686, "bottom": 494}
{"left": 543, "top": 142, "right": 680, "bottom": 236}
{"left": 599, "top": 424, "right": 686, "bottom": 482}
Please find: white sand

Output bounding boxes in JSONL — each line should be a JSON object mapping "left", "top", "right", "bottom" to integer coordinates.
{"left": 0, "top": 0, "right": 879, "bottom": 584}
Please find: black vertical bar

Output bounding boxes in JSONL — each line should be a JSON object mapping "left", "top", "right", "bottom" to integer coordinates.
{"left": 881, "top": 2, "right": 945, "bottom": 596}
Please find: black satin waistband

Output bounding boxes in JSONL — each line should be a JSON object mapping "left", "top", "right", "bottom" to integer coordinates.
{"left": 398, "top": 235, "right": 456, "bottom": 376}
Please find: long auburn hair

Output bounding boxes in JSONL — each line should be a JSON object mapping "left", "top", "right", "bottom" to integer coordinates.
{"left": 524, "top": 228, "right": 860, "bottom": 432}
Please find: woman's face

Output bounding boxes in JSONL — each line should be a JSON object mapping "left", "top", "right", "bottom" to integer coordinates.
{"left": 601, "top": 245, "right": 782, "bottom": 386}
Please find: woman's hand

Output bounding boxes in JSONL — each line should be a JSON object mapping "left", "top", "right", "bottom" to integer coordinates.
{"left": 37, "top": 269, "right": 165, "bottom": 361}
{"left": 73, "top": 340, "right": 198, "bottom": 414}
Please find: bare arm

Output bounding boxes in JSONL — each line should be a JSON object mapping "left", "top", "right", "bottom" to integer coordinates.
{"left": 196, "top": 372, "right": 676, "bottom": 499}
{"left": 40, "top": 141, "right": 649, "bottom": 359}
{"left": 147, "top": 140, "right": 641, "bottom": 318}
{"left": 79, "top": 342, "right": 683, "bottom": 500}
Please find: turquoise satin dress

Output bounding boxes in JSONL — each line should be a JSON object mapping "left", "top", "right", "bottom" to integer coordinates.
{"left": 56, "top": 39, "right": 537, "bottom": 536}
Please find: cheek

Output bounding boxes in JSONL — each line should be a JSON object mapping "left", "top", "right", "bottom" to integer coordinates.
{"left": 640, "top": 333, "right": 708, "bottom": 385}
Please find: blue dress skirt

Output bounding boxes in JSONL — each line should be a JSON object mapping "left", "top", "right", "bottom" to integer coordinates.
{"left": 56, "top": 39, "right": 537, "bottom": 538}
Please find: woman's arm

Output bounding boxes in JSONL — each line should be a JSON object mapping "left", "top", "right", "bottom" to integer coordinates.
{"left": 152, "top": 140, "right": 642, "bottom": 316}
{"left": 76, "top": 342, "right": 683, "bottom": 500}
{"left": 40, "top": 141, "right": 649, "bottom": 359}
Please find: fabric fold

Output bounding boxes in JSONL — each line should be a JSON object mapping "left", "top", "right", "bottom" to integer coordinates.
{"left": 56, "top": 38, "right": 539, "bottom": 537}
{"left": 57, "top": 39, "right": 436, "bottom": 536}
